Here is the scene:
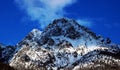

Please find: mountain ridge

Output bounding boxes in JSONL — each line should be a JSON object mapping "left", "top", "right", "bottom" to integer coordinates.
{"left": 0, "top": 18, "right": 120, "bottom": 70}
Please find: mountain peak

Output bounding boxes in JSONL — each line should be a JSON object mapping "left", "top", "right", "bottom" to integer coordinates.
{"left": 31, "top": 29, "right": 41, "bottom": 33}
{"left": 44, "top": 18, "right": 80, "bottom": 32}
{"left": 8, "top": 18, "right": 120, "bottom": 70}
{"left": 30, "top": 29, "right": 42, "bottom": 36}
{"left": 42, "top": 18, "right": 97, "bottom": 40}
{"left": 24, "top": 29, "right": 42, "bottom": 41}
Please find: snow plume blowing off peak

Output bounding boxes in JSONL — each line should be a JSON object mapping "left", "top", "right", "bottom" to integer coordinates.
{"left": 15, "top": 0, "right": 76, "bottom": 29}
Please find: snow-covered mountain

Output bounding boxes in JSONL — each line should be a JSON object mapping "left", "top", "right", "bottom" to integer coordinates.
{"left": 0, "top": 44, "right": 15, "bottom": 64}
{"left": 3, "top": 18, "right": 120, "bottom": 70}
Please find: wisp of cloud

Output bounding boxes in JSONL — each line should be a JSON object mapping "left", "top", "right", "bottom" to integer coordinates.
{"left": 15, "top": 0, "right": 76, "bottom": 29}
{"left": 77, "top": 19, "right": 92, "bottom": 27}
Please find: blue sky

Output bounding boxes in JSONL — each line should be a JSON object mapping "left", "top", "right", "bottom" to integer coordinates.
{"left": 0, "top": 0, "right": 120, "bottom": 45}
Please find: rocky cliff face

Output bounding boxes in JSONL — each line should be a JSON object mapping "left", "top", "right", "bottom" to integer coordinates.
{"left": 9, "top": 18, "right": 120, "bottom": 70}
{"left": 0, "top": 44, "right": 15, "bottom": 64}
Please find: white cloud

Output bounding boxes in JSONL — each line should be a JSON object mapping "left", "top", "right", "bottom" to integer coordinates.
{"left": 15, "top": 0, "right": 93, "bottom": 29}
{"left": 15, "top": 0, "right": 76, "bottom": 29}
{"left": 77, "top": 19, "right": 92, "bottom": 27}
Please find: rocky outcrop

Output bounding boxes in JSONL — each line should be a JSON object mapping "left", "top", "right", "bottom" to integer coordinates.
{"left": 0, "top": 44, "right": 15, "bottom": 64}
